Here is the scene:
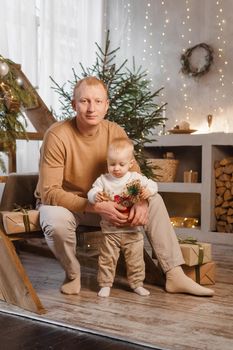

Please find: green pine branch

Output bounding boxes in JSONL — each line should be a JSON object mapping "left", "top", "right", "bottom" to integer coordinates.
{"left": 0, "top": 55, "right": 38, "bottom": 172}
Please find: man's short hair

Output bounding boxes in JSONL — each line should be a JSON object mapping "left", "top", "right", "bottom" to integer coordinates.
{"left": 73, "top": 76, "right": 108, "bottom": 99}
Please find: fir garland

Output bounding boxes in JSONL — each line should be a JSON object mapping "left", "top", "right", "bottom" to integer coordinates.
{"left": 0, "top": 55, "right": 38, "bottom": 172}
{"left": 180, "top": 43, "right": 214, "bottom": 78}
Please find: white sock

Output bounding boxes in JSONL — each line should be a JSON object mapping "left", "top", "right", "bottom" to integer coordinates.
{"left": 166, "top": 266, "right": 214, "bottom": 296}
{"left": 134, "top": 286, "right": 150, "bottom": 296}
{"left": 98, "top": 287, "right": 111, "bottom": 297}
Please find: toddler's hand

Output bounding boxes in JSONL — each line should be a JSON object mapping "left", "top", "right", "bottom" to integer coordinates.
{"left": 95, "top": 192, "right": 110, "bottom": 202}
{"left": 140, "top": 187, "right": 151, "bottom": 200}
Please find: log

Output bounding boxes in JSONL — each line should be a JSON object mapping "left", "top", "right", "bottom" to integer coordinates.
{"left": 216, "top": 187, "right": 226, "bottom": 196}
{"left": 215, "top": 167, "right": 224, "bottom": 178}
{"left": 224, "top": 189, "right": 232, "bottom": 201}
{"left": 215, "top": 158, "right": 233, "bottom": 233}
{"left": 215, "top": 196, "right": 224, "bottom": 207}
{"left": 219, "top": 173, "right": 231, "bottom": 182}
{"left": 224, "top": 164, "right": 233, "bottom": 175}
{"left": 220, "top": 157, "right": 233, "bottom": 166}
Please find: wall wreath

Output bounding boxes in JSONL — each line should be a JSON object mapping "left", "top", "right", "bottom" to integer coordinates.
{"left": 180, "top": 43, "right": 214, "bottom": 78}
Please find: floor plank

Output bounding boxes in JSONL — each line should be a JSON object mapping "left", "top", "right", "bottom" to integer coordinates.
{"left": 0, "top": 243, "right": 233, "bottom": 350}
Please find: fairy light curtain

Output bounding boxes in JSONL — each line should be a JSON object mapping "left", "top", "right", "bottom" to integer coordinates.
{"left": 105, "top": 0, "right": 233, "bottom": 134}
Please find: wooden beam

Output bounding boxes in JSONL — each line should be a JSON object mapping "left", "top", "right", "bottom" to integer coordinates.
{"left": 11, "top": 64, "right": 56, "bottom": 134}
{"left": 0, "top": 224, "right": 46, "bottom": 314}
{"left": 18, "top": 132, "right": 44, "bottom": 141}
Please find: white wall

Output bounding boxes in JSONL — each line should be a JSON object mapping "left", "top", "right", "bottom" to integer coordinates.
{"left": 105, "top": 0, "right": 233, "bottom": 134}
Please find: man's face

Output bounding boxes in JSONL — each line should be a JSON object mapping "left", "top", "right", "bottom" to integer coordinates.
{"left": 72, "top": 82, "right": 109, "bottom": 127}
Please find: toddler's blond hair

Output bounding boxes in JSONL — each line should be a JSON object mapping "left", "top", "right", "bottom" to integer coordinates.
{"left": 108, "top": 138, "right": 134, "bottom": 158}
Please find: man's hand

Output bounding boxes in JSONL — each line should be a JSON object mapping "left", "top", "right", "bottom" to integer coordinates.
{"left": 86, "top": 200, "right": 129, "bottom": 226}
{"left": 128, "top": 200, "right": 149, "bottom": 226}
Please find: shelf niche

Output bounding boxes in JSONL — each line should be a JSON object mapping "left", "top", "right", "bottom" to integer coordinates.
{"left": 145, "top": 146, "right": 202, "bottom": 183}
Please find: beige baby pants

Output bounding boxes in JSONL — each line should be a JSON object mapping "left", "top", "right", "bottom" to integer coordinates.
{"left": 38, "top": 193, "right": 185, "bottom": 280}
{"left": 97, "top": 231, "right": 144, "bottom": 289}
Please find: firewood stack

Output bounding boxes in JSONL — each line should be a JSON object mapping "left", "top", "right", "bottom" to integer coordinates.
{"left": 214, "top": 157, "right": 233, "bottom": 233}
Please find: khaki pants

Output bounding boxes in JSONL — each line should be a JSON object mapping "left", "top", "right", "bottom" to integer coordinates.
{"left": 98, "top": 232, "right": 144, "bottom": 289}
{"left": 38, "top": 194, "right": 185, "bottom": 280}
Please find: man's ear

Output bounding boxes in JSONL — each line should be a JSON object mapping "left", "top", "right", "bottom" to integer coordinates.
{"left": 105, "top": 99, "right": 110, "bottom": 113}
{"left": 71, "top": 99, "right": 76, "bottom": 111}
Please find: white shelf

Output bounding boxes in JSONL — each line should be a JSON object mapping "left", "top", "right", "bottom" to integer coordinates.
{"left": 146, "top": 132, "right": 233, "bottom": 245}
{"left": 158, "top": 182, "right": 202, "bottom": 193}
{"left": 176, "top": 228, "right": 233, "bottom": 245}
{"left": 147, "top": 132, "right": 233, "bottom": 147}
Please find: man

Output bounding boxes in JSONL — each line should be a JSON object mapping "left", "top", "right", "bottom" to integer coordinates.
{"left": 36, "top": 76, "right": 214, "bottom": 297}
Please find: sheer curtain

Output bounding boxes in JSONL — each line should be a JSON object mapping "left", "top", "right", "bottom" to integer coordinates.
{"left": 0, "top": 0, "right": 39, "bottom": 174}
{"left": 38, "top": 0, "right": 104, "bottom": 115}
{"left": 0, "top": 0, "right": 38, "bottom": 86}
{"left": 0, "top": 0, "right": 104, "bottom": 174}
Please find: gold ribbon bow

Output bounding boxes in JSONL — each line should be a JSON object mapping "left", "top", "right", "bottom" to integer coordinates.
{"left": 13, "top": 204, "right": 32, "bottom": 233}
{"left": 178, "top": 236, "right": 204, "bottom": 266}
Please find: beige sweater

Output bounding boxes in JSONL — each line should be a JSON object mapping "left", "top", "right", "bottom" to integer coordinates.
{"left": 36, "top": 118, "right": 140, "bottom": 212}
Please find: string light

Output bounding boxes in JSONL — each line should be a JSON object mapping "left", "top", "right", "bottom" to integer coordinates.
{"left": 158, "top": 1, "right": 171, "bottom": 102}
{"left": 178, "top": 0, "right": 194, "bottom": 124}
{"left": 213, "top": 0, "right": 227, "bottom": 120}
{"left": 141, "top": 2, "right": 154, "bottom": 75}
{"left": 105, "top": 0, "right": 231, "bottom": 133}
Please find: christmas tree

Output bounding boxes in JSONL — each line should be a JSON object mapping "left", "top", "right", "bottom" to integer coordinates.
{"left": 50, "top": 30, "right": 166, "bottom": 177}
{"left": 0, "top": 55, "right": 38, "bottom": 172}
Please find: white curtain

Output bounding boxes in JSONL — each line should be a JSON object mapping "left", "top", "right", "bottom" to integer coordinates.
{"left": 0, "top": 0, "right": 104, "bottom": 174}
{"left": 38, "top": 0, "right": 104, "bottom": 115}
{"left": 0, "top": 0, "right": 39, "bottom": 174}
{"left": 0, "top": 0, "right": 38, "bottom": 85}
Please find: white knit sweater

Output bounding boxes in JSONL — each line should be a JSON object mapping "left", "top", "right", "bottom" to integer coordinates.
{"left": 87, "top": 171, "right": 158, "bottom": 233}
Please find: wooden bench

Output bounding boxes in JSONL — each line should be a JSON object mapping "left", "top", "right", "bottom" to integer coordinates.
{"left": 0, "top": 173, "right": 165, "bottom": 314}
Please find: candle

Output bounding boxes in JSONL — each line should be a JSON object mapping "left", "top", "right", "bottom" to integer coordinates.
{"left": 184, "top": 170, "right": 198, "bottom": 183}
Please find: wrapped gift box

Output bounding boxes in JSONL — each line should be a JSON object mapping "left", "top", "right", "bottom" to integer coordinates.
{"left": 182, "top": 261, "right": 216, "bottom": 285}
{"left": 1, "top": 210, "right": 40, "bottom": 234}
{"left": 179, "top": 241, "right": 212, "bottom": 266}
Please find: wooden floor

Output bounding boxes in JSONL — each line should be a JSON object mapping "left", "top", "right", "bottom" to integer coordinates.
{"left": 0, "top": 241, "right": 233, "bottom": 350}
{"left": 0, "top": 312, "right": 153, "bottom": 350}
